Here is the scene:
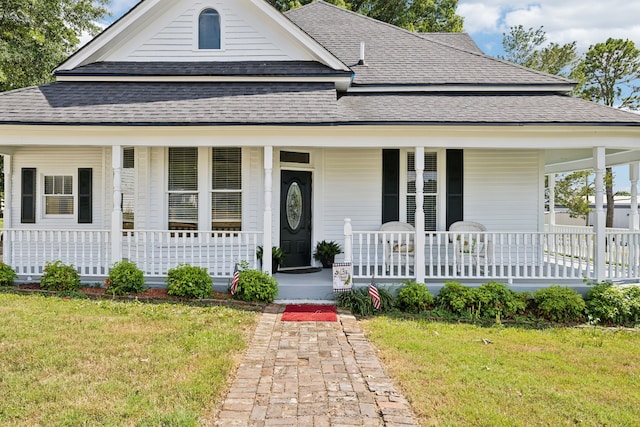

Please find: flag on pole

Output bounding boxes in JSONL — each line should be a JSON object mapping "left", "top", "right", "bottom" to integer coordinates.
{"left": 230, "top": 263, "right": 240, "bottom": 295}
{"left": 369, "top": 277, "right": 381, "bottom": 310}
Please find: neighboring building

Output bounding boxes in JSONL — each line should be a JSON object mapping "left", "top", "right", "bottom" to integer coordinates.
{"left": 1, "top": 0, "right": 639, "bottom": 292}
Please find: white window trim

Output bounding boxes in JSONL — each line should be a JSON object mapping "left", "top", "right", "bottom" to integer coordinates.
{"left": 193, "top": 6, "right": 226, "bottom": 52}
{"left": 42, "top": 173, "right": 75, "bottom": 218}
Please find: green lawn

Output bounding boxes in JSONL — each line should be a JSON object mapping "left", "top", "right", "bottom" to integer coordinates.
{"left": 0, "top": 293, "right": 258, "bottom": 426}
{"left": 361, "top": 317, "right": 640, "bottom": 427}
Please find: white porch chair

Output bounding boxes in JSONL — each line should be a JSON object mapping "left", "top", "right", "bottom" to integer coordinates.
{"left": 449, "top": 221, "right": 490, "bottom": 271}
{"left": 379, "top": 221, "right": 415, "bottom": 273}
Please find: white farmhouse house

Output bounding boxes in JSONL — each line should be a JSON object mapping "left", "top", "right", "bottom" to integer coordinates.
{"left": 1, "top": 0, "right": 639, "bottom": 296}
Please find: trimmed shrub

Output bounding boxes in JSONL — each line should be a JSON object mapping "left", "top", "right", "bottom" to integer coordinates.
{"left": 166, "top": 264, "right": 213, "bottom": 299}
{"left": 473, "top": 281, "right": 526, "bottom": 320}
{"left": 533, "top": 286, "right": 585, "bottom": 323}
{"left": 40, "top": 260, "right": 81, "bottom": 292}
{"left": 106, "top": 261, "right": 146, "bottom": 295}
{"left": 233, "top": 269, "right": 278, "bottom": 303}
{"left": 0, "top": 262, "right": 17, "bottom": 286}
{"left": 436, "top": 281, "right": 475, "bottom": 314}
{"left": 586, "top": 282, "right": 640, "bottom": 325}
{"left": 396, "top": 280, "right": 434, "bottom": 313}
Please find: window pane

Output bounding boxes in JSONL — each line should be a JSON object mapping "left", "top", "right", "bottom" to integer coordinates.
{"left": 44, "top": 176, "right": 53, "bottom": 194}
{"left": 168, "top": 147, "right": 198, "bottom": 191}
{"left": 168, "top": 193, "right": 198, "bottom": 229}
{"left": 46, "top": 196, "right": 73, "bottom": 215}
{"left": 406, "top": 195, "right": 436, "bottom": 231}
{"left": 211, "top": 192, "right": 241, "bottom": 230}
{"left": 199, "top": 9, "right": 220, "bottom": 49}
{"left": 123, "top": 147, "right": 135, "bottom": 169}
{"left": 212, "top": 148, "right": 241, "bottom": 190}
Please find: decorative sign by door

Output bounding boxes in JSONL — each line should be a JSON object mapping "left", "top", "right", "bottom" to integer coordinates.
{"left": 332, "top": 262, "right": 353, "bottom": 293}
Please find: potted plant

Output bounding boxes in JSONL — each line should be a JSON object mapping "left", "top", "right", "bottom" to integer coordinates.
{"left": 257, "top": 246, "right": 285, "bottom": 274}
{"left": 313, "top": 240, "right": 343, "bottom": 268}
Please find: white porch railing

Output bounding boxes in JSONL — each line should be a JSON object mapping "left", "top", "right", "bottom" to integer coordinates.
{"left": 349, "top": 225, "right": 640, "bottom": 282}
{"left": 122, "top": 230, "right": 262, "bottom": 277}
{"left": 2, "top": 229, "right": 111, "bottom": 277}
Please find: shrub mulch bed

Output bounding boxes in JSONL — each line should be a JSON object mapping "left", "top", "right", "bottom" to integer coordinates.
{"left": 8, "top": 283, "right": 265, "bottom": 311}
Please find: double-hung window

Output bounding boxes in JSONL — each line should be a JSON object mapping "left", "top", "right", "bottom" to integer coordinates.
{"left": 168, "top": 147, "right": 198, "bottom": 230}
{"left": 44, "top": 175, "right": 73, "bottom": 215}
{"left": 211, "top": 148, "right": 241, "bottom": 230}
{"left": 407, "top": 152, "right": 438, "bottom": 231}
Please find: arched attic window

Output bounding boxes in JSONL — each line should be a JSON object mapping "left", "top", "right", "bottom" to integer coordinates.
{"left": 198, "top": 8, "right": 221, "bottom": 49}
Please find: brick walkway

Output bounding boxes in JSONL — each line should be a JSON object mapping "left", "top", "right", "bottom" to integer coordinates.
{"left": 214, "top": 304, "right": 417, "bottom": 426}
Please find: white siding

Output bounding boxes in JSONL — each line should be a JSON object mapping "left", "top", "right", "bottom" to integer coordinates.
{"left": 120, "top": 0, "right": 313, "bottom": 62}
{"left": 10, "top": 147, "right": 106, "bottom": 229}
{"left": 464, "top": 150, "right": 542, "bottom": 232}
{"left": 243, "top": 147, "right": 262, "bottom": 232}
{"left": 321, "top": 149, "right": 382, "bottom": 242}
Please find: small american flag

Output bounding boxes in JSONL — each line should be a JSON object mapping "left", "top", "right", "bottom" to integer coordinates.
{"left": 369, "top": 278, "right": 381, "bottom": 310}
{"left": 230, "top": 264, "right": 240, "bottom": 295}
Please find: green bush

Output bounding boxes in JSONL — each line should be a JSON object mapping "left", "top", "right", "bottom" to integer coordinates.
{"left": 586, "top": 282, "right": 640, "bottom": 325}
{"left": 0, "top": 262, "right": 17, "bottom": 286}
{"left": 334, "top": 286, "right": 394, "bottom": 316}
{"left": 532, "top": 286, "right": 585, "bottom": 323}
{"left": 435, "top": 281, "right": 475, "bottom": 314}
{"left": 473, "top": 281, "right": 526, "bottom": 320}
{"left": 233, "top": 269, "right": 278, "bottom": 303}
{"left": 396, "top": 280, "right": 434, "bottom": 313}
{"left": 166, "top": 264, "right": 213, "bottom": 299}
{"left": 106, "top": 261, "right": 146, "bottom": 295}
{"left": 40, "top": 260, "right": 81, "bottom": 292}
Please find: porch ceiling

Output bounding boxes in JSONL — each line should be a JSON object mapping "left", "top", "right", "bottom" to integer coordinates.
{"left": 545, "top": 148, "right": 640, "bottom": 173}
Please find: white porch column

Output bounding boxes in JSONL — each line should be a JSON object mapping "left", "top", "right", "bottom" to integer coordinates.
{"left": 263, "top": 146, "right": 273, "bottom": 275}
{"left": 414, "top": 147, "right": 426, "bottom": 282}
{"left": 593, "top": 147, "right": 606, "bottom": 282}
{"left": 343, "top": 218, "right": 353, "bottom": 263}
{"left": 629, "top": 162, "right": 639, "bottom": 230}
{"left": 3, "top": 155, "right": 11, "bottom": 265}
{"left": 111, "top": 146, "right": 123, "bottom": 265}
{"left": 548, "top": 173, "right": 556, "bottom": 226}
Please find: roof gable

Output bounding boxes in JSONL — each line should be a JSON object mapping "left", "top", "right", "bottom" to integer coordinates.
{"left": 57, "top": 0, "right": 348, "bottom": 72}
{"left": 286, "top": 1, "right": 573, "bottom": 89}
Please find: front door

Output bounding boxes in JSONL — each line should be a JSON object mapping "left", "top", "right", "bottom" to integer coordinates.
{"left": 280, "top": 170, "right": 312, "bottom": 268}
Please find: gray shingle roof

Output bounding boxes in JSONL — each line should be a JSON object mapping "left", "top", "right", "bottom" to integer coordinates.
{"left": 0, "top": 82, "right": 339, "bottom": 125}
{"left": 337, "top": 93, "right": 640, "bottom": 125}
{"left": 286, "top": 1, "right": 571, "bottom": 87}
{"left": 2, "top": 81, "right": 640, "bottom": 126}
{"left": 55, "top": 61, "right": 352, "bottom": 77}
{"left": 418, "top": 33, "right": 483, "bottom": 54}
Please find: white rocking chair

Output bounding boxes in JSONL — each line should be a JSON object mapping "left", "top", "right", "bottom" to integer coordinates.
{"left": 379, "top": 221, "right": 415, "bottom": 273}
{"left": 449, "top": 221, "right": 490, "bottom": 272}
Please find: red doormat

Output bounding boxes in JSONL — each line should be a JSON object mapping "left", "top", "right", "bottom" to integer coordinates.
{"left": 281, "top": 304, "right": 338, "bottom": 322}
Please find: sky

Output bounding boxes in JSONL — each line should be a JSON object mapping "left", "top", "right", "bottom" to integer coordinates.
{"left": 101, "top": 0, "right": 640, "bottom": 191}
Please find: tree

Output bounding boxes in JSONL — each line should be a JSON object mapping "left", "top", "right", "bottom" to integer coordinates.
{"left": 266, "top": 0, "right": 464, "bottom": 32}
{"left": 500, "top": 25, "right": 578, "bottom": 76}
{"left": 0, "top": 0, "right": 109, "bottom": 92}
{"left": 554, "top": 171, "right": 594, "bottom": 220}
{"left": 573, "top": 38, "right": 640, "bottom": 227}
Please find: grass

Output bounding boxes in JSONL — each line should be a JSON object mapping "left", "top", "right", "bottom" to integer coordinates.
{"left": 0, "top": 293, "right": 258, "bottom": 426}
{"left": 361, "top": 317, "right": 640, "bottom": 427}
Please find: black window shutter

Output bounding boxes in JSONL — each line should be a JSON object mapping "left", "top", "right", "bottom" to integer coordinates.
{"left": 446, "top": 149, "right": 464, "bottom": 229}
{"left": 21, "top": 168, "right": 36, "bottom": 223}
{"left": 78, "top": 168, "right": 92, "bottom": 224}
{"left": 382, "top": 149, "right": 400, "bottom": 223}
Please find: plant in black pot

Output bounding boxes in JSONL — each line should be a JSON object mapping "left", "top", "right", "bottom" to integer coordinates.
{"left": 257, "top": 246, "right": 285, "bottom": 274}
{"left": 313, "top": 240, "right": 343, "bottom": 268}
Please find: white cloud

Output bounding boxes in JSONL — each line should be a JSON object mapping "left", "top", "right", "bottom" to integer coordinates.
{"left": 458, "top": 0, "right": 640, "bottom": 52}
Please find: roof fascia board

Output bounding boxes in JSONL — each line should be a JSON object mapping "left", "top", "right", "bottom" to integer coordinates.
{"left": 57, "top": 0, "right": 349, "bottom": 73}
{"left": 55, "top": 74, "right": 352, "bottom": 90}
{"left": 347, "top": 84, "right": 575, "bottom": 93}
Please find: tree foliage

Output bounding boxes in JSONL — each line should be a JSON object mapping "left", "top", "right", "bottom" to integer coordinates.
{"left": 0, "top": 0, "right": 109, "bottom": 92}
{"left": 266, "top": 0, "right": 463, "bottom": 32}
{"left": 573, "top": 38, "right": 640, "bottom": 110}
{"left": 553, "top": 171, "right": 593, "bottom": 219}
{"left": 500, "top": 25, "right": 578, "bottom": 76}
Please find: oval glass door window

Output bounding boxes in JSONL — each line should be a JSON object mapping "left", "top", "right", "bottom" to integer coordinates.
{"left": 286, "top": 182, "right": 303, "bottom": 231}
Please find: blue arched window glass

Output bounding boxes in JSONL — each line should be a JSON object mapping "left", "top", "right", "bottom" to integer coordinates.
{"left": 199, "top": 8, "right": 220, "bottom": 49}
